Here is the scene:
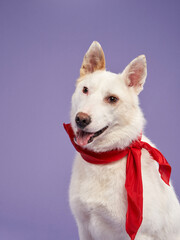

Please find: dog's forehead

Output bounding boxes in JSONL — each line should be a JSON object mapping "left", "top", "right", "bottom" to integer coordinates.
{"left": 78, "top": 70, "right": 126, "bottom": 93}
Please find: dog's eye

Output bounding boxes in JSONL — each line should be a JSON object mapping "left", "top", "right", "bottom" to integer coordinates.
{"left": 82, "top": 86, "right": 88, "bottom": 94}
{"left": 105, "top": 96, "right": 119, "bottom": 104}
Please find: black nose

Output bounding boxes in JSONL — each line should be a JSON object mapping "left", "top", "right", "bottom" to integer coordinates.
{"left": 75, "top": 112, "right": 91, "bottom": 129}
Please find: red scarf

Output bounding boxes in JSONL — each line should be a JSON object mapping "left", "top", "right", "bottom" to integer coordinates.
{"left": 63, "top": 123, "right": 171, "bottom": 240}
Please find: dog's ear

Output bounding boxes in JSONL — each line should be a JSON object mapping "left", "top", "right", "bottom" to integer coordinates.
{"left": 122, "top": 55, "right": 147, "bottom": 95}
{"left": 80, "top": 41, "right": 106, "bottom": 77}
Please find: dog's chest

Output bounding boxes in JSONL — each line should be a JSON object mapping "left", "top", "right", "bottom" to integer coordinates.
{"left": 69, "top": 154, "right": 128, "bottom": 223}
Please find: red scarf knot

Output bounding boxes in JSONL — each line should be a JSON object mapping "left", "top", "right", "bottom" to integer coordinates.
{"left": 63, "top": 123, "right": 171, "bottom": 240}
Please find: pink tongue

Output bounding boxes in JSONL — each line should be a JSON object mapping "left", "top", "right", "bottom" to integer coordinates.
{"left": 76, "top": 131, "right": 94, "bottom": 146}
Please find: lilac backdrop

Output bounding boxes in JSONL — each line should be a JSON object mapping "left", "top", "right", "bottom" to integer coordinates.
{"left": 0, "top": 0, "right": 180, "bottom": 239}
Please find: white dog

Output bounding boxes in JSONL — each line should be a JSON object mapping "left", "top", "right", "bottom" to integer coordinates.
{"left": 65, "top": 41, "right": 180, "bottom": 240}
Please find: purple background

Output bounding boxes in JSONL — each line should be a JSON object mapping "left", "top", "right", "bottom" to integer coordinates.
{"left": 1, "top": 0, "right": 180, "bottom": 239}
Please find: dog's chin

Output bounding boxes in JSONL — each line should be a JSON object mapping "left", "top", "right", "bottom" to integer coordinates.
{"left": 75, "top": 126, "right": 108, "bottom": 147}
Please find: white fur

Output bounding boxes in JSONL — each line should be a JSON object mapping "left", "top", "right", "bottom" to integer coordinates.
{"left": 68, "top": 43, "right": 180, "bottom": 240}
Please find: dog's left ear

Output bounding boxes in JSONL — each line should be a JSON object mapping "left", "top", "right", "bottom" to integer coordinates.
{"left": 122, "top": 55, "right": 147, "bottom": 95}
{"left": 80, "top": 41, "right": 106, "bottom": 77}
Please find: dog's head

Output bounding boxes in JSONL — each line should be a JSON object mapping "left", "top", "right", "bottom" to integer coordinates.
{"left": 71, "top": 41, "right": 147, "bottom": 152}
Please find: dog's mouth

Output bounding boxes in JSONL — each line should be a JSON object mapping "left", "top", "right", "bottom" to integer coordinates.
{"left": 75, "top": 126, "right": 108, "bottom": 146}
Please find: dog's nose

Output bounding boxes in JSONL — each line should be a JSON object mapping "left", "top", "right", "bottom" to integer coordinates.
{"left": 75, "top": 112, "right": 91, "bottom": 129}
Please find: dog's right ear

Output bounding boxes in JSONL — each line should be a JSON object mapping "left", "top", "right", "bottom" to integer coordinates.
{"left": 80, "top": 41, "right": 106, "bottom": 77}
